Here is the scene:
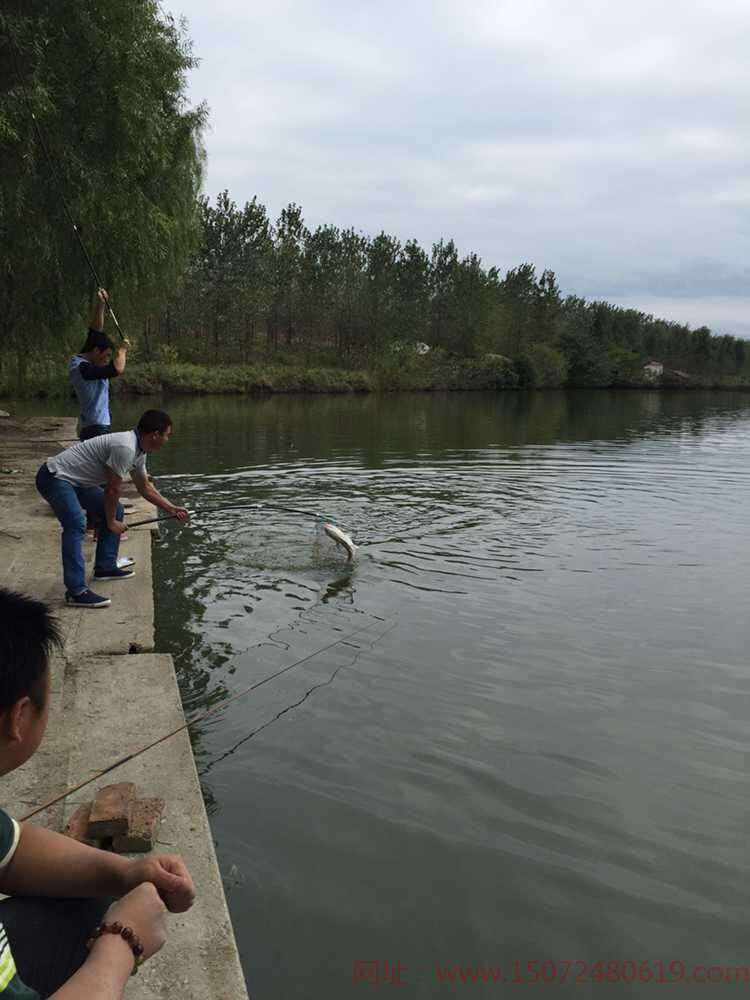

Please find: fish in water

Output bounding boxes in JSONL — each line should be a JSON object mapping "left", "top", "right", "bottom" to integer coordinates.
{"left": 322, "top": 522, "right": 357, "bottom": 561}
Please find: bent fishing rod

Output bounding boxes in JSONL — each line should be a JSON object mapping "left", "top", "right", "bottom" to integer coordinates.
{"left": 128, "top": 502, "right": 359, "bottom": 559}
{"left": 20, "top": 615, "right": 388, "bottom": 822}
{"left": 128, "top": 501, "right": 334, "bottom": 529}
{"left": 5, "top": 26, "right": 127, "bottom": 343}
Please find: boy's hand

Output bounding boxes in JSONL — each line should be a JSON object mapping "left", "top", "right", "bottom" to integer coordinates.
{"left": 96, "top": 287, "right": 109, "bottom": 304}
{"left": 101, "top": 883, "right": 167, "bottom": 961}
{"left": 123, "top": 855, "right": 196, "bottom": 913}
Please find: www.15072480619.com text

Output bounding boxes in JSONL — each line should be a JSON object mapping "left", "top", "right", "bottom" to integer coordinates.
{"left": 352, "top": 958, "right": 750, "bottom": 987}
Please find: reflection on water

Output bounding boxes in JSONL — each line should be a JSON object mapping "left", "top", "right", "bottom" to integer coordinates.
{"left": 58, "top": 388, "right": 750, "bottom": 997}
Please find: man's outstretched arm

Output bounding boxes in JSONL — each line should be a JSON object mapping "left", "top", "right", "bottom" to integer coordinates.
{"left": 131, "top": 470, "right": 190, "bottom": 521}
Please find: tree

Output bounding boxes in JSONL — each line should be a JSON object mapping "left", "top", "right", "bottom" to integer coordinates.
{"left": 0, "top": 1, "right": 205, "bottom": 374}
{"left": 268, "top": 203, "right": 306, "bottom": 350}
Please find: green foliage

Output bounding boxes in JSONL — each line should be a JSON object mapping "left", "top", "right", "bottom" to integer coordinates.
{"left": 608, "top": 344, "right": 641, "bottom": 383}
{"left": 147, "top": 194, "right": 748, "bottom": 393}
{"left": 0, "top": 0, "right": 206, "bottom": 353}
{"left": 515, "top": 344, "right": 568, "bottom": 388}
{"left": 0, "top": 4, "right": 745, "bottom": 403}
{"left": 115, "top": 361, "right": 372, "bottom": 395}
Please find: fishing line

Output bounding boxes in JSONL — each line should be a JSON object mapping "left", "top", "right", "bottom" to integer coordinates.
{"left": 4, "top": 25, "right": 127, "bottom": 342}
{"left": 200, "top": 617, "right": 398, "bottom": 776}
{"left": 20, "top": 615, "right": 389, "bottom": 822}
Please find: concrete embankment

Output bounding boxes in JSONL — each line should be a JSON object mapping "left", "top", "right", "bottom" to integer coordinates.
{"left": 0, "top": 415, "right": 249, "bottom": 999}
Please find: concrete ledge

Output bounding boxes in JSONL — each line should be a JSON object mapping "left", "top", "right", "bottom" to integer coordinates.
{"left": 0, "top": 526, "right": 155, "bottom": 656}
{"left": 0, "top": 415, "right": 250, "bottom": 999}
{"left": 62, "top": 655, "right": 249, "bottom": 1000}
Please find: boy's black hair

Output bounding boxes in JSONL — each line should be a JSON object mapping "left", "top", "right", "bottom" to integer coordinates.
{"left": 0, "top": 589, "right": 60, "bottom": 712}
{"left": 136, "top": 409, "right": 173, "bottom": 435}
{"left": 80, "top": 329, "right": 114, "bottom": 354}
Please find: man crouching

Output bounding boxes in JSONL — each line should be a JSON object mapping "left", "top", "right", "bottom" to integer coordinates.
{"left": 35, "top": 410, "right": 189, "bottom": 609}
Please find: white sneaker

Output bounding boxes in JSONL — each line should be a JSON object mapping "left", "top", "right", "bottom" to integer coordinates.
{"left": 117, "top": 556, "right": 135, "bottom": 569}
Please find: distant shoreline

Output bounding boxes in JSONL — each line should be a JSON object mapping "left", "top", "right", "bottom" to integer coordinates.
{"left": 2, "top": 359, "right": 749, "bottom": 400}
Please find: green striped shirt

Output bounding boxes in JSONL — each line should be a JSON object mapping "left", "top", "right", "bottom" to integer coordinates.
{"left": 0, "top": 812, "right": 39, "bottom": 999}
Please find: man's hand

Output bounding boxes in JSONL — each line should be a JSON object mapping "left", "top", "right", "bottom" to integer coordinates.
{"left": 165, "top": 504, "right": 190, "bottom": 522}
{"left": 121, "top": 855, "right": 196, "bottom": 914}
{"left": 96, "top": 287, "right": 109, "bottom": 305}
{"left": 108, "top": 519, "right": 128, "bottom": 536}
{"left": 101, "top": 883, "right": 168, "bottom": 961}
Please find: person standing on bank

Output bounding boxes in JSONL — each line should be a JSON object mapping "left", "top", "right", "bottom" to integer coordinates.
{"left": 70, "top": 289, "right": 129, "bottom": 442}
{"left": 35, "top": 410, "right": 189, "bottom": 609}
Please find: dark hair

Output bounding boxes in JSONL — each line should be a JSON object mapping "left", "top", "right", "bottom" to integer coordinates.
{"left": 137, "top": 409, "right": 173, "bottom": 435}
{"left": 0, "top": 589, "right": 60, "bottom": 712}
{"left": 80, "top": 329, "right": 114, "bottom": 353}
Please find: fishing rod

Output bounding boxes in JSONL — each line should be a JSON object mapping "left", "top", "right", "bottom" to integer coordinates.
{"left": 129, "top": 501, "right": 358, "bottom": 559}
{"left": 20, "top": 615, "right": 388, "bottom": 822}
{"left": 128, "top": 501, "right": 332, "bottom": 529}
{"left": 5, "top": 25, "right": 127, "bottom": 343}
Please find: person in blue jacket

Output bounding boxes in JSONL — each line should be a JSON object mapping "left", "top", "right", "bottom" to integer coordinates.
{"left": 69, "top": 290, "right": 129, "bottom": 441}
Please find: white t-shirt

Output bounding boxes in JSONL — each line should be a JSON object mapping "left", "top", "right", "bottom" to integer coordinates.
{"left": 46, "top": 430, "right": 147, "bottom": 486}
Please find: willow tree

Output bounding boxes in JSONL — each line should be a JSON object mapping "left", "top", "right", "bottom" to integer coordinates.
{"left": 0, "top": 0, "right": 206, "bottom": 373}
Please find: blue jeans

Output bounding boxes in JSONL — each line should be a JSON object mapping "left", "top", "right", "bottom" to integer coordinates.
{"left": 36, "top": 464, "right": 123, "bottom": 595}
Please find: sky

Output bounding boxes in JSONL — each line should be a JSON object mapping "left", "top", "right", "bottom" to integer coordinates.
{"left": 166, "top": 0, "right": 750, "bottom": 337}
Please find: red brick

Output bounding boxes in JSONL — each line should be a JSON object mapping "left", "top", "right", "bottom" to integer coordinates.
{"left": 112, "top": 797, "right": 165, "bottom": 854}
{"left": 88, "top": 782, "right": 136, "bottom": 838}
{"left": 63, "top": 803, "right": 95, "bottom": 844}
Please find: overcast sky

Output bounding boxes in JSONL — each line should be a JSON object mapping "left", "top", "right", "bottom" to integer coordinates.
{"left": 167, "top": 0, "right": 750, "bottom": 337}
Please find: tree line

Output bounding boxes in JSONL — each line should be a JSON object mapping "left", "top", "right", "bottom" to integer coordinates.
{"left": 154, "top": 191, "right": 747, "bottom": 387}
{"left": 1, "top": 2, "right": 746, "bottom": 392}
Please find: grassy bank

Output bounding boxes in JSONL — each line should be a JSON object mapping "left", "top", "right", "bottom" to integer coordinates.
{"left": 0, "top": 353, "right": 520, "bottom": 398}
{"left": 1, "top": 352, "right": 749, "bottom": 399}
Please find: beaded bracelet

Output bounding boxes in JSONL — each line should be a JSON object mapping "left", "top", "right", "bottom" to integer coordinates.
{"left": 85, "top": 921, "right": 145, "bottom": 976}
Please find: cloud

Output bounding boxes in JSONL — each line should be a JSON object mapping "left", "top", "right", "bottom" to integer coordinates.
{"left": 170, "top": 0, "right": 750, "bottom": 336}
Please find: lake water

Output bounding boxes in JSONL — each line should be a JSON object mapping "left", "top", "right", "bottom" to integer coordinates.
{"left": 16, "top": 390, "right": 750, "bottom": 996}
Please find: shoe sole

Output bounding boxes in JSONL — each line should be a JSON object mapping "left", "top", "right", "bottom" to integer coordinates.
{"left": 93, "top": 571, "right": 136, "bottom": 581}
{"left": 65, "top": 599, "right": 111, "bottom": 608}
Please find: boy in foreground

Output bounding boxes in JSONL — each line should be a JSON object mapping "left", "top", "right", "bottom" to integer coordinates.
{"left": 0, "top": 587, "right": 196, "bottom": 997}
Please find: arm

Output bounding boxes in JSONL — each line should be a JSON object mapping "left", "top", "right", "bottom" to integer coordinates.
{"left": 105, "top": 469, "right": 127, "bottom": 534}
{"left": 112, "top": 342, "right": 128, "bottom": 375}
{"left": 0, "top": 822, "right": 130, "bottom": 898}
{"left": 50, "top": 884, "right": 172, "bottom": 1000}
{"left": 50, "top": 935, "right": 135, "bottom": 1000}
{"left": 88, "top": 288, "right": 108, "bottom": 333}
{"left": 131, "top": 469, "right": 190, "bottom": 521}
{"left": 79, "top": 360, "right": 118, "bottom": 381}
{"left": 0, "top": 823, "right": 195, "bottom": 911}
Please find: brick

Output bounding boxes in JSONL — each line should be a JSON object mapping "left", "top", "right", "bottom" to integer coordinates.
{"left": 88, "top": 782, "right": 136, "bottom": 838}
{"left": 112, "top": 797, "right": 165, "bottom": 853}
{"left": 63, "top": 803, "right": 95, "bottom": 844}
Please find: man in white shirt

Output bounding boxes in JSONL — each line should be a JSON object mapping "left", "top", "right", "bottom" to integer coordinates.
{"left": 35, "top": 410, "right": 189, "bottom": 608}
